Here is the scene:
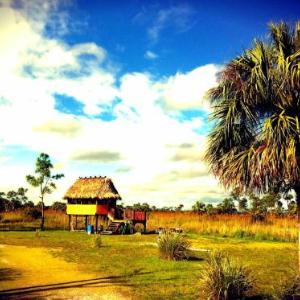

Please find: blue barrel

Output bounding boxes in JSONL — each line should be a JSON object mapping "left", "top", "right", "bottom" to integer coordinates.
{"left": 87, "top": 224, "right": 94, "bottom": 234}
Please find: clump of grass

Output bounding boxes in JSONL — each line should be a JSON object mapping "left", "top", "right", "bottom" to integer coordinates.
{"left": 200, "top": 251, "right": 253, "bottom": 300}
{"left": 35, "top": 229, "right": 41, "bottom": 238}
{"left": 273, "top": 276, "right": 300, "bottom": 300}
{"left": 157, "top": 232, "right": 190, "bottom": 260}
{"left": 91, "top": 235, "right": 102, "bottom": 248}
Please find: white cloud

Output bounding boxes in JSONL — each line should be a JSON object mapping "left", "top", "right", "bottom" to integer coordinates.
{"left": 0, "top": 2, "right": 226, "bottom": 208}
{"left": 145, "top": 50, "right": 158, "bottom": 60}
{"left": 160, "top": 64, "right": 221, "bottom": 111}
{"left": 148, "top": 4, "right": 196, "bottom": 42}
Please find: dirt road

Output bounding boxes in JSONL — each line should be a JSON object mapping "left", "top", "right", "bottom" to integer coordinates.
{"left": 0, "top": 244, "right": 130, "bottom": 299}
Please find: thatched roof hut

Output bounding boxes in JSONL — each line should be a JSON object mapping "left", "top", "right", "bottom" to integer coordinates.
{"left": 64, "top": 176, "right": 121, "bottom": 200}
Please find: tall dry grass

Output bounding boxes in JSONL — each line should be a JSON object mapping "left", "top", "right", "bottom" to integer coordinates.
{"left": 0, "top": 209, "right": 68, "bottom": 230}
{"left": 0, "top": 209, "right": 107, "bottom": 230}
{"left": 147, "top": 211, "right": 297, "bottom": 242}
{"left": 0, "top": 209, "right": 298, "bottom": 242}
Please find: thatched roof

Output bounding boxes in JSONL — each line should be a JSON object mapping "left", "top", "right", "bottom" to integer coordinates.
{"left": 64, "top": 176, "right": 121, "bottom": 200}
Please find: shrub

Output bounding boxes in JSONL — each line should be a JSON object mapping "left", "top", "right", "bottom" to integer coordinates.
{"left": 157, "top": 232, "right": 190, "bottom": 260}
{"left": 274, "top": 276, "right": 300, "bottom": 300}
{"left": 91, "top": 235, "right": 102, "bottom": 248}
{"left": 201, "top": 251, "right": 253, "bottom": 300}
{"left": 35, "top": 229, "right": 41, "bottom": 238}
{"left": 134, "top": 223, "right": 145, "bottom": 233}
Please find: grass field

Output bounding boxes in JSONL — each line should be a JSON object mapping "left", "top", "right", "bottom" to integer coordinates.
{"left": 0, "top": 231, "right": 297, "bottom": 299}
{"left": 148, "top": 211, "right": 298, "bottom": 242}
{"left": 0, "top": 210, "right": 297, "bottom": 242}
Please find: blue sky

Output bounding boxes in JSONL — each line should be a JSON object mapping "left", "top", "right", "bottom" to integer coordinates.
{"left": 0, "top": 0, "right": 299, "bottom": 208}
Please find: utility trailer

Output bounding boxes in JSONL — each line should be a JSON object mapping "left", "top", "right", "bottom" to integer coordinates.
{"left": 101, "top": 209, "right": 147, "bottom": 234}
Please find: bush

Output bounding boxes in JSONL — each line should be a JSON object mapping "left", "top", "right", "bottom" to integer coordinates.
{"left": 201, "top": 251, "right": 253, "bottom": 300}
{"left": 25, "top": 208, "right": 42, "bottom": 220}
{"left": 35, "top": 229, "right": 41, "bottom": 238}
{"left": 91, "top": 235, "right": 102, "bottom": 248}
{"left": 134, "top": 223, "right": 145, "bottom": 233}
{"left": 157, "top": 232, "right": 190, "bottom": 260}
{"left": 274, "top": 276, "right": 300, "bottom": 300}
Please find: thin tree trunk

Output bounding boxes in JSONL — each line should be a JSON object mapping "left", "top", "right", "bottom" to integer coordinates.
{"left": 295, "top": 187, "right": 300, "bottom": 275}
{"left": 41, "top": 198, "right": 44, "bottom": 231}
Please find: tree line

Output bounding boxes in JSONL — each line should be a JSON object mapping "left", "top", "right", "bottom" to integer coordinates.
{"left": 192, "top": 191, "right": 296, "bottom": 216}
{"left": 0, "top": 188, "right": 66, "bottom": 213}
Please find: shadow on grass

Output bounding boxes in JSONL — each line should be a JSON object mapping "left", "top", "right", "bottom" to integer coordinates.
{"left": 0, "top": 268, "right": 21, "bottom": 282}
{"left": 246, "top": 294, "right": 273, "bottom": 300}
{"left": 187, "top": 255, "right": 204, "bottom": 261}
{"left": 0, "top": 271, "right": 154, "bottom": 299}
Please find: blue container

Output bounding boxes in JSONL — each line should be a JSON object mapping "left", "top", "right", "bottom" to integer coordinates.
{"left": 87, "top": 224, "right": 94, "bottom": 234}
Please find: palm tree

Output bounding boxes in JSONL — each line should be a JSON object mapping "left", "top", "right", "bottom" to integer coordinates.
{"left": 206, "top": 21, "right": 300, "bottom": 271}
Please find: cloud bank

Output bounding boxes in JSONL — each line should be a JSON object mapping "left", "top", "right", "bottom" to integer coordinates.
{"left": 0, "top": 0, "right": 226, "bottom": 207}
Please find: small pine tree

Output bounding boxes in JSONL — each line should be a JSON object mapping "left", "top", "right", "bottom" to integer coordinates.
{"left": 26, "top": 153, "right": 64, "bottom": 230}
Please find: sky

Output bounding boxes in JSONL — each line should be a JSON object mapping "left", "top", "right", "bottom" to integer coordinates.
{"left": 0, "top": 0, "right": 299, "bottom": 208}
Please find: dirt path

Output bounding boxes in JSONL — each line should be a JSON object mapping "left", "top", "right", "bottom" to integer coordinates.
{"left": 0, "top": 244, "right": 131, "bottom": 300}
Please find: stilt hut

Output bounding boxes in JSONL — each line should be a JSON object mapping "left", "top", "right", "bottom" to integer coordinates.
{"left": 64, "top": 176, "right": 121, "bottom": 232}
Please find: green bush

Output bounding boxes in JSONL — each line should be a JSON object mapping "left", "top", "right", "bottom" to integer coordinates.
{"left": 200, "top": 251, "right": 253, "bottom": 300}
{"left": 157, "top": 232, "right": 190, "bottom": 260}
{"left": 91, "top": 235, "right": 102, "bottom": 248}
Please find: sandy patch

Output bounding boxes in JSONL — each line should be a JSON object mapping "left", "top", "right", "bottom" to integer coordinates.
{"left": 0, "top": 244, "right": 130, "bottom": 299}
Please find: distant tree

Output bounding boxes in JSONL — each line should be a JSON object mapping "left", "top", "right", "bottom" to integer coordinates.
{"left": 26, "top": 153, "right": 64, "bottom": 230}
{"left": 176, "top": 204, "right": 184, "bottom": 211}
{"left": 6, "top": 187, "right": 28, "bottom": 210}
{"left": 275, "top": 200, "right": 284, "bottom": 216}
{"left": 151, "top": 205, "right": 157, "bottom": 211}
{"left": 23, "top": 201, "right": 34, "bottom": 208}
{"left": 249, "top": 193, "right": 267, "bottom": 215}
{"left": 237, "top": 197, "right": 248, "bottom": 213}
{"left": 192, "top": 201, "right": 206, "bottom": 213}
{"left": 205, "top": 203, "right": 215, "bottom": 215}
{"left": 160, "top": 206, "right": 173, "bottom": 212}
{"left": 0, "top": 192, "right": 9, "bottom": 212}
{"left": 130, "top": 202, "right": 152, "bottom": 212}
{"left": 217, "top": 198, "right": 237, "bottom": 214}
{"left": 261, "top": 193, "right": 281, "bottom": 210}
{"left": 230, "top": 189, "right": 248, "bottom": 213}
{"left": 51, "top": 201, "right": 66, "bottom": 211}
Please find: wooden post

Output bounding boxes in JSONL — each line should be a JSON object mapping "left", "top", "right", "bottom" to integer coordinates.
{"left": 68, "top": 215, "right": 71, "bottom": 231}
{"left": 85, "top": 215, "right": 88, "bottom": 231}
{"left": 75, "top": 215, "right": 78, "bottom": 230}
{"left": 95, "top": 215, "right": 98, "bottom": 233}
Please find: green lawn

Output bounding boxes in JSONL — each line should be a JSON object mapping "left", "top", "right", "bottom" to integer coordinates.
{"left": 0, "top": 231, "right": 297, "bottom": 299}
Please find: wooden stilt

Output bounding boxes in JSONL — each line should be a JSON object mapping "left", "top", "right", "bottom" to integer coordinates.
{"left": 95, "top": 215, "right": 98, "bottom": 233}
{"left": 68, "top": 215, "right": 71, "bottom": 231}
{"left": 75, "top": 215, "right": 78, "bottom": 230}
{"left": 85, "top": 215, "right": 88, "bottom": 231}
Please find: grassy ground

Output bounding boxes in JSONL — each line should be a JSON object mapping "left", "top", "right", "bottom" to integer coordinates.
{"left": 0, "top": 231, "right": 297, "bottom": 299}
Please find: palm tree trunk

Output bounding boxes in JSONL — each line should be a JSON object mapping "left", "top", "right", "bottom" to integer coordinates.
{"left": 295, "top": 186, "right": 300, "bottom": 274}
